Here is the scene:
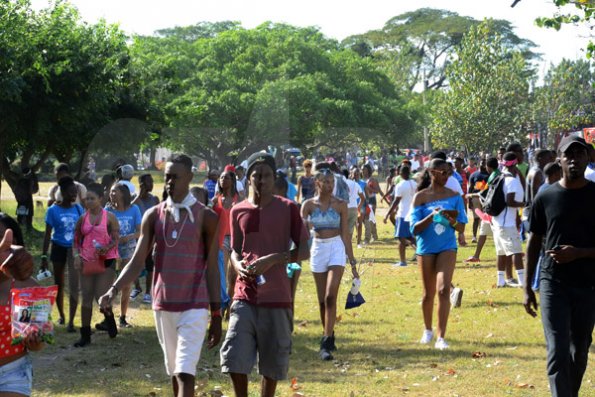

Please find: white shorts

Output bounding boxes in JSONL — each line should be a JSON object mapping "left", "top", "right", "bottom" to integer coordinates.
{"left": 479, "top": 221, "right": 493, "bottom": 237}
{"left": 154, "top": 309, "right": 209, "bottom": 376}
{"left": 492, "top": 226, "right": 523, "bottom": 256}
{"left": 310, "top": 236, "right": 346, "bottom": 273}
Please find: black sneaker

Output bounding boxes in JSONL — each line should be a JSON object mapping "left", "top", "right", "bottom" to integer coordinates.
{"left": 102, "top": 309, "right": 118, "bottom": 338}
{"left": 119, "top": 316, "right": 132, "bottom": 328}
{"left": 319, "top": 336, "right": 334, "bottom": 361}
{"left": 95, "top": 320, "right": 108, "bottom": 332}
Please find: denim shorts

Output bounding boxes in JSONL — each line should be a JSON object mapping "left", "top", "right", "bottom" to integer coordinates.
{"left": 0, "top": 355, "right": 32, "bottom": 396}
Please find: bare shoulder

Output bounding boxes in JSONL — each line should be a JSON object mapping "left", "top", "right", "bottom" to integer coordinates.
{"left": 412, "top": 189, "right": 429, "bottom": 206}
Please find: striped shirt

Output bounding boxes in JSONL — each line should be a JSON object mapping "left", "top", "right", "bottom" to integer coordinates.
{"left": 152, "top": 201, "right": 209, "bottom": 312}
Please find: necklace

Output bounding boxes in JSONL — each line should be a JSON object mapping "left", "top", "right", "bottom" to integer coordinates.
{"left": 162, "top": 211, "right": 189, "bottom": 248}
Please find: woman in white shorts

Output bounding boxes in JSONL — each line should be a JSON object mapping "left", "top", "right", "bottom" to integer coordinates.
{"left": 301, "top": 168, "right": 358, "bottom": 361}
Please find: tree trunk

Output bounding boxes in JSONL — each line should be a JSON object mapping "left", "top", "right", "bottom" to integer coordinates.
{"left": 74, "top": 148, "right": 88, "bottom": 180}
{"left": 148, "top": 146, "right": 157, "bottom": 170}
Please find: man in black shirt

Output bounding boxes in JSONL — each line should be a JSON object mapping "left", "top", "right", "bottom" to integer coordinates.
{"left": 524, "top": 135, "right": 595, "bottom": 397}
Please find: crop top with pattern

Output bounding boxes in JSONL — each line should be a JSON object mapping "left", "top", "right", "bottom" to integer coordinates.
{"left": 309, "top": 206, "right": 341, "bottom": 232}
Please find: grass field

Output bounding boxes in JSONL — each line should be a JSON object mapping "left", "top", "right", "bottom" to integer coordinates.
{"left": 1, "top": 181, "right": 593, "bottom": 397}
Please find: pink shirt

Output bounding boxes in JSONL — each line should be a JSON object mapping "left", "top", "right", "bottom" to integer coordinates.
{"left": 231, "top": 196, "right": 309, "bottom": 308}
{"left": 80, "top": 209, "right": 118, "bottom": 260}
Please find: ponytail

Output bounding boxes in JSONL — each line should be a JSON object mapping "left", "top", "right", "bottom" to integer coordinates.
{"left": 417, "top": 169, "right": 431, "bottom": 192}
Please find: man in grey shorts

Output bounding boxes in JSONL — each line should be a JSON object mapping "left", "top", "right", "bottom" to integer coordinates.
{"left": 221, "top": 152, "right": 309, "bottom": 397}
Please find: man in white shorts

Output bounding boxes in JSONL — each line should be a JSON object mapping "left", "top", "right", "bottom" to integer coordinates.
{"left": 100, "top": 154, "right": 222, "bottom": 397}
{"left": 492, "top": 152, "right": 525, "bottom": 287}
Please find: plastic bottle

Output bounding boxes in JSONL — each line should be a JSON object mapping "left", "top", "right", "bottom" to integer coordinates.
{"left": 93, "top": 239, "right": 106, "bottom": 260}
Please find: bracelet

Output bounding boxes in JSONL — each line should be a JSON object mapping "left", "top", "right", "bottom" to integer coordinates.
{"left": 452, "top": 221, "right": 458, "bottom": 228}
{"left": 40, "top": 255, "right": 48, "bottom": 260}
{"left": 211, "top": 309, "right": 222, "bottom": 318}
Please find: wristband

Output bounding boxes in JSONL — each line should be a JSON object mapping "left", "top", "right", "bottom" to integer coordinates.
{"left": 452, "top": 221, "right": 458, "bottom": 228}
{"left": 211, "top": 309, "right": 222, "bottom": 318}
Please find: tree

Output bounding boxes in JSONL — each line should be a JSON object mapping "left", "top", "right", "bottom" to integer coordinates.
{"left": 536, "top": 0, "right": 595, "bottom": 59}
{"left": 134, "top": 23, "right": 418, "bottom": 165}
{"left": 532, "top": 59, "right": 595, "bottom": 146}
{"left": 0, "top": 0, "right": 130, "bottom": 193}
{"left": 430, "top": 20, "right": 533, "bottom": 153}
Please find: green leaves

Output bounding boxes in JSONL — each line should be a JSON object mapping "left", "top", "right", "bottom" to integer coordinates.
{"left": 430, "top": 20, "right": 532, "bottom": 152}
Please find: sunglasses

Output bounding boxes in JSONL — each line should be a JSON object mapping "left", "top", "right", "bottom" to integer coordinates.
{"left": 430, "top": 169, "right": 448, "bottom": 176}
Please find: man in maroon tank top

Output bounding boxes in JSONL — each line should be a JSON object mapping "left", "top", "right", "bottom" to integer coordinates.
{"left": 220, "top": 152, "right": 310, "bottom": 397}
{"left": 100, "top": 154, "right": 222, "bottom": 397}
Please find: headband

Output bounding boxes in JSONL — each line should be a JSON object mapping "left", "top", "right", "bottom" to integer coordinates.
{"left": 502, "top": 158, "right": 518, "bottom": 167}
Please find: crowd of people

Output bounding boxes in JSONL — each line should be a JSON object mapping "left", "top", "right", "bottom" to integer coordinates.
{"left": 0, "top": 136, "right": 593, "bottom": 396}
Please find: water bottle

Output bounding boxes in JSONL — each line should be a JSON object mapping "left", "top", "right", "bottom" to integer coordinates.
{"left": 36, "top": 269, "right": 52, "bottom": 281}
{"left": 93, "top": 239, "right": 106, "bottom": 260}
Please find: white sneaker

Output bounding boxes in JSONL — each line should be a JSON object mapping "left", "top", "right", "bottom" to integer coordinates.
{"left": 450, "top": 287, "right": 463, "bottom": 308}
{"left": 420, "top": 329, "right": 433, "bottom": 344}
{"left": 142, "top": 294, "right": 151, "bottom": 304}
{"left": 435, "top": 337, "right": 449, "bottom": 350}
{"left": 130, "top": 288, "right": 142, "bottom": 300}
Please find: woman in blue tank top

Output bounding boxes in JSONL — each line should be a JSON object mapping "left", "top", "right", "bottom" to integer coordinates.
{"left": 301, "top": 168, "right": 358, "bottom": 362}
{"left": 410, "top": 158, "right": 467, "bottom": 351}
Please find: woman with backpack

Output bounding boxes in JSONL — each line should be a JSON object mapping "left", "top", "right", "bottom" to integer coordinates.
{"left": 410, "top": 159, "right": 468, "bottom": 350}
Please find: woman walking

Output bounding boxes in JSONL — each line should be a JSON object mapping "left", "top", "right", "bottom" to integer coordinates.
{"left": 107, "top": 183, "right": 142, "bottom": 328}
{"left": 73, "top": 183, "right": 120, "bottom": 346}
{"left": 410, "top": 159, "right": 467, "bottom": 350}
{"left": 212, "top": 169, "right": 239, "bottom": 314}
{"left": 301, "top": 170, "right": 358, "bottom": 361}
{"left": 41, "top": 176, "right": 83, "bottom": 332}
{"left": 296, "top": 159, "right": 315, "bottom": 203}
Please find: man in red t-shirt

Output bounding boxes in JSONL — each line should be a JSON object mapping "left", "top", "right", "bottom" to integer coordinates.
{"left": 221, "top": 152, "right": 309, "bottom": 397}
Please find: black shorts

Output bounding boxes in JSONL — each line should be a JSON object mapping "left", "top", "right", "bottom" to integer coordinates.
{"left": 50, "top": 244, "right": 70, "bottom": 263}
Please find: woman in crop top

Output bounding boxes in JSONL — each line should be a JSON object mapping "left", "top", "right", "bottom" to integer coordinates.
{"left": 73, "top": 183, "right": 120, "bottom": 347}
{"left": 0, "top": 217, "right": 45, "bottom": 397}
{"left": 410, "top": 159, "right": 467, "bottom": 351}
{"left": 301, "top": 170, "right": 358, "bottom": 362}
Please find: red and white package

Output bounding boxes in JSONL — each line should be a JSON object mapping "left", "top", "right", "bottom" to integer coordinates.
{"left": 11, "top": 286, "right": 58, "bottom": 345}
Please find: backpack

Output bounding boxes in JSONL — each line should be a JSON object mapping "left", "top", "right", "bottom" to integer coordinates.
{"left": 481, "top": 173, "right": 509, "bottom": 216}
{"left": 334, "top": 175, "right": 350, "bottom": 202}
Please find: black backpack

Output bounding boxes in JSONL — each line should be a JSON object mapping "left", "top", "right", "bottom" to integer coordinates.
{"left": 481, "top": 173, "right": 509, "bottom": 216}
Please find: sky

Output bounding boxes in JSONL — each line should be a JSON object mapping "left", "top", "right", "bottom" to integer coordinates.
{"left": 31, "top": 0, "right": 592, "bottom": 71}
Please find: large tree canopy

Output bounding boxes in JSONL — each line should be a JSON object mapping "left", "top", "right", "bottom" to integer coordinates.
{"left": 134, "top": 23, "right": 419, "bottom": 165}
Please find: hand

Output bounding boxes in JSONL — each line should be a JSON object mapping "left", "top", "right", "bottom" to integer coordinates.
{"left": 97, "top": 247, "right": 108, "bottom": 256}
{"left": 383, "top": 217, "right": 388, "bottom": 224}
{"left": 523, "top": 287, "right": 538, "bottom": 318}
{"left": 24, "top": 329, "right": 44, "bottom": 352}
{"left": 546, "top": 245, "right": 580, "bottom": 264}
{"left": 207, "top": 316, "right": 222, "bottom": 349}
{"left": 349, "top": 258, "right": 359, "bottom": 278}
{"left": 0, "top": 230, "right": 34, "bottom": 281}
{"left": 98, "top": 287, "right": 117, "bottom": 312}
{"left": 232, "top": 258, "right": 251, "bottom": 281}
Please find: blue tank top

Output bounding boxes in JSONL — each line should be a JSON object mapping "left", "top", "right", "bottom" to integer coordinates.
{"left": 309, "top": 206, "right": 341, "bottom": 232}
{"left": 300, "top": 176, "right": 315, "bottom": 202}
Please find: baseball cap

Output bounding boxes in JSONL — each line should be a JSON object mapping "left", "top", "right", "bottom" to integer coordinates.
{"left": 246, "top": 151, "right": 276, "bottom": 176}
{"left": 558, "top": 135, "right": 589, "bottom": 153}
{"left": 120, "top": 164, "right": 134, "bottom": 179}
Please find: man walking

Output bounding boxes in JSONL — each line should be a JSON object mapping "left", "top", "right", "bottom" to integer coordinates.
{"left": 220, "top": 151, "right": 309, "bottom": 397}
{"left": 100, "top": 154, "right": 222, "bottom": 397}
{"left": 524, "top": 135, "right": 595, "bottom": 397}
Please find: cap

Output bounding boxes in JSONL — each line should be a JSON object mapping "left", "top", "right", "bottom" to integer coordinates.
{"left": 558, "top": 135, "right": 589, "bottom": 153}
{"left": 120, "top": 164, "right": 134, "bottom": 179}
{"left": 246, "top": 151, "right": 276, "bottom": 176}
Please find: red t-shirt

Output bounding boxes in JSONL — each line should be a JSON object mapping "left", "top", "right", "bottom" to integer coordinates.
{"left": 230, "top": 196, "right": 309, "bottom": 308}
